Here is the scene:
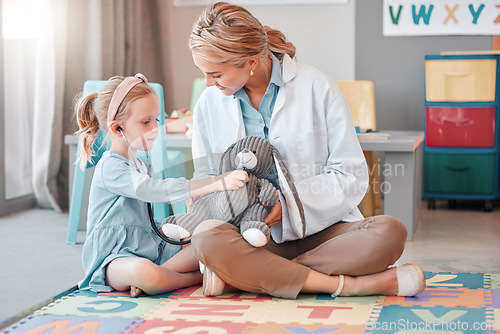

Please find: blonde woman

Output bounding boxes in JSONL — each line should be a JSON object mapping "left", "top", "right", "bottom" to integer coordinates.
{"left": 187, "top": 2, "right": 426, "bottom": 299}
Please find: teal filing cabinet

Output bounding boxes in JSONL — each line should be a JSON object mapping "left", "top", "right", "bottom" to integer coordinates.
{"left": 424, "top": 54, "right": 500, "bottom": 210}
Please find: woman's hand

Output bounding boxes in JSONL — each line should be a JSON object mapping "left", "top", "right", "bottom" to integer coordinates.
{"left": 265, "top": 201, "right": 282, "bottom": 227}
{"left": 216, "top": 170, "right": 249, "bottom": 191}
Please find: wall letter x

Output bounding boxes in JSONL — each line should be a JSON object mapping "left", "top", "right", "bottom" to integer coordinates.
{"left": 443, "top": 4, "right": 459, "bottom": 24}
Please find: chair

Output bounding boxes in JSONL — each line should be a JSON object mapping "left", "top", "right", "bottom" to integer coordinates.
{"left": 67, "top": 80, "right": 187, "bottom": 244}
{"left": 336, "top": 80, "right": 381, "bottom": 217}
{"left": 189, "top": 77, "right": 206, "bottom": 111}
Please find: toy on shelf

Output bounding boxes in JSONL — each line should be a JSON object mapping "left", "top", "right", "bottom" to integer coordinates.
{"left": 165, "top": 108, "right": 193, "bottom": 133}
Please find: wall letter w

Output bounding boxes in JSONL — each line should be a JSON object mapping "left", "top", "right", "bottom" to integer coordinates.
{"left": 412, "top": 5, "right": 434, "bottom": 25}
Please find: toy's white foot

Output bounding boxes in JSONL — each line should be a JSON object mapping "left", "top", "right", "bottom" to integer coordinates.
{"left": 242, "top": 228, "right": 268, "bottom": 247}
{"left": 161, "top": 224, "right": 191, "bottom": 240}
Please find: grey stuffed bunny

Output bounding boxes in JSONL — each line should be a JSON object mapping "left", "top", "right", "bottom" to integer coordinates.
{"left": 161, "top": 136, "right": 305, "bottom": 247}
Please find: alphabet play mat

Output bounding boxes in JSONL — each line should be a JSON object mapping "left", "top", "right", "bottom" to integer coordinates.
{"left": 1, "top": 271, "right": 499, "bottom": 333}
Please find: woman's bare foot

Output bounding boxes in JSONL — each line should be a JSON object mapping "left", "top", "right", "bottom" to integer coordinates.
{"left": 340, "top": 264, "right": 425, "bottom": 297}
{"left": 130, "top": 286, "right": 143, "bottom": 297}
{"left": 341, "top": 267, "right": 399, "bottom": 296}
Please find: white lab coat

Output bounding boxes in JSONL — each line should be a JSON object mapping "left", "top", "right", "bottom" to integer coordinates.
{"left": 191, "top": 54, "right": 368, "bottom": 243}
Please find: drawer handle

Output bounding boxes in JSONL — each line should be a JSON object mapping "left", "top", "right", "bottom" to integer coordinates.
{"left": 443, "top": 119, "right": 473, "bottom": 126}
{"left": 444, "top": 165, "right": 470, "bottom": 172}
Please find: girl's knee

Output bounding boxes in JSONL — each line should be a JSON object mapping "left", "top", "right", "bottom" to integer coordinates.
{"left": 107, "top": 257, "right": 157, "bottom": 290}
{"left": 130, "top": 258, "right": 157, "bottom": 281}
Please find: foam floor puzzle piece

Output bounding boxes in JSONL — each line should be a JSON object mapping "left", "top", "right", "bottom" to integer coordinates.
{"left": 247, "top": 322, "right": 367, "bottom": 334}
{"left": 1, "top": 315, "right": 138, "bottom": 334}
{"left": 276, "top": 293, "right": 380, "bottom": 306}
{"left": 490, "top": 308, "right": 500, "bottom": 331}
{"left": 96, "top": 290, "right": 182, "bottom": 299}
{"left": 145, "top": 298, "right": 376, "bottom": 326}
{"left": 425, "top": 272, "right": 486, "bottom": 289}
{"left": 68, "top": 289, "right": 98, "bottom": 298}
{"left": 33, "top": 295, "right": 161, "bottom": 318}
{"left": 384, "top": 288, "right": 488, "bottom": 308}
{"left": 171, "top": 284, "right": 274, "bottom": 302}
{"left": 368, "top": 304, "right": 490, "bottom": 334}
{"left": 123, "top": 318, "right": 253, "bottom": 333}
{"left": 491, "top": 290, "right": 500, "bottom": 308}
{"left": 264, "top": 301, "right": 376, "bottom": 326}
{"left": 326, "top": 295, "right": 381, "bottom": 305}
{"left": 489, "top": 274, "right": 500, "bottom": 291}
{"left": 143, "top": 299, "right": 270, "bottom": 324}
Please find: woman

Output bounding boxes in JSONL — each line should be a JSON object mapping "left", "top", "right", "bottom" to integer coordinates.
{"left": 188, "top": 2, "right": 425, "bottom": 299}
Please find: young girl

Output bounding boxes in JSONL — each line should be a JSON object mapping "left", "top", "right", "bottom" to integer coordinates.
{"left": 76, "top": 73, "right": 248, "bottom": 297}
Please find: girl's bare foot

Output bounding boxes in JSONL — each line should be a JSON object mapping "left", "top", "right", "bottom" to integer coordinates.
{"left": 130, "top": 286, "right": 143, "bottom": 297}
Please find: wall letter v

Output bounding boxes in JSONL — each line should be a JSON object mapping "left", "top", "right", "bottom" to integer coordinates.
{"left": 389, "top": 6, "right": 403, "bottom": 25}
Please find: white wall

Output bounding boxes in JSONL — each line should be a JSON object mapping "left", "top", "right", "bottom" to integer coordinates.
{"left": 164, "top": 1, "right": 355, "bottom": 112}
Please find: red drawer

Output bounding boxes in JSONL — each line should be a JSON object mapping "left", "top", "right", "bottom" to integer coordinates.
{"left": 425, "top": 107, "right": 496, "bottom": 147}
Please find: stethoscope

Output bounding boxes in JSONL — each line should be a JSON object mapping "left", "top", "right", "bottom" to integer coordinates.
{"left": 119, "top": 128, "right": 191, "bottom": 246}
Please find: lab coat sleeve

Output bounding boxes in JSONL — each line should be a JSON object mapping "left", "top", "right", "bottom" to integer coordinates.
{"left": 100, "top": 157, "right": 191, "bottom": 204}
{"left": 297, "top": 83, "right": 368, "bottom": 236}
{"left": 270, "top": 76, "right": 368, "bottom": 242}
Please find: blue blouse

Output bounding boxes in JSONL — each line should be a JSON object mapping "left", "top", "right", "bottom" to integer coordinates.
{"left": 234, "top": 56, "right": 283, "bottom": 188}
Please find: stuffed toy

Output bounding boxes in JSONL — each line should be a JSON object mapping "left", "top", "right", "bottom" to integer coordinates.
{"left": 161, "top": 136, "right": 305, "bottom": 247}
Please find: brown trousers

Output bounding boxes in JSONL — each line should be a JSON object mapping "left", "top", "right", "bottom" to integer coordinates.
{"left": 191, "top": 215, "right": 407, "bottom": 299}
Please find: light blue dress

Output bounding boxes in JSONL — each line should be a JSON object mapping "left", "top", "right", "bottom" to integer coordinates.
{"left": 79, "top": 150, "right": 191, "bottom": 292}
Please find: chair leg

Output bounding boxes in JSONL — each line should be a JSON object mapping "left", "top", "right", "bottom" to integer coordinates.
{"left": 361, "top": 151, "right": 377, "bottom": 217}
{"left": 372, "top": 152, "right": 382, "bottom": 212}
{"left": 67, "top": 166, "right": 86, "bottom": 244}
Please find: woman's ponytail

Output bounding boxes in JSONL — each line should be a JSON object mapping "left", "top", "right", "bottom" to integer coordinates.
{"left": 264, "top": 26, "right": 296, "bottom": 60}
{"left": 190, "top": 2, "right": 296, "bottom": 65}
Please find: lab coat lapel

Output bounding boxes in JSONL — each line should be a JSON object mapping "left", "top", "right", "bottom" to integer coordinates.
{"left": 271, "top": 54, "right": 297, "bottom": 123}
{"left": 219, "top": 97, "right": 245, "bottom": 149}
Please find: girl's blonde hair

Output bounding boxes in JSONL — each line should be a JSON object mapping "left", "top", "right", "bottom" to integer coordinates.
{"left": 74, "top": 76, "right": 154, "bottom": 169}
{"left": 189, "top": 2, "right": 296, "bottom": 66}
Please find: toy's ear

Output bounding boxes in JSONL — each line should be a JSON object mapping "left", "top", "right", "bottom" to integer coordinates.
{"left": 219, "top": 142, "right": 237, "bottom": 173}
{"left": 272, "top": 147, "right": 306, "bottom": 238}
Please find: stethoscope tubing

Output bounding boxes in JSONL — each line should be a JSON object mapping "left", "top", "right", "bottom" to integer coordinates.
{"left": 121, "top": 129, "right": 191, "bottom": 245}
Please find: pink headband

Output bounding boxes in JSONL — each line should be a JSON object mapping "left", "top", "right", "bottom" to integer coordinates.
{"left": 107, "top": 73, "right": 148, "bottom": 126}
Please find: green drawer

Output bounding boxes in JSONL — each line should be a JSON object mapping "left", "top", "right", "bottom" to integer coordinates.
{"left": 425, "top": 152, "right": 495, "bottom": 194}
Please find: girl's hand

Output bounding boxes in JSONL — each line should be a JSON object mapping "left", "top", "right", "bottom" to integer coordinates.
{"left": 217, "top": 170, "right": 248, "bottom": 191}
{"left": 265, "top": 201, "right": 282, "bottom": 227}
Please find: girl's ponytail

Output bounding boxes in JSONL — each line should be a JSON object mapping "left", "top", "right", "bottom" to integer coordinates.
{"left": 74, "top": 92, "right": 100, "bottom": 170}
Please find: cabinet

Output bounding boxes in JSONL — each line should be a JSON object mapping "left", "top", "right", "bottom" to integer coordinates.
{"left": 424, "top": 54, "right": 500, "bottom": 210}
